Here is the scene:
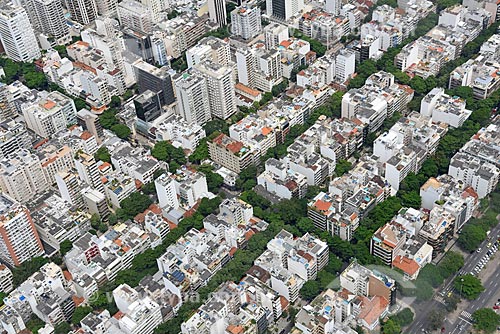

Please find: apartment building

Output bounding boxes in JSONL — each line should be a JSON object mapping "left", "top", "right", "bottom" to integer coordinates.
{"left": 173, "top": 70, "right": 211, "bottom": 126}
{"left": 231, "top": 2, "right": 262, "bottom": 40}
{"left": 185, "top": 36, "right": 231, "bottom": 68}
{"left": 193, "top": 62, "right": 237, "bottom": 120}
{"left": 32, "top": 194, "right": 91, "bottom": 253}
{"left": 0, "top": 150, "right": 48, "bottom": 203}
{"left": 0, "top": 119, "right": 30, "bottom": 160}
{"left": 0, "top": 3, "right": 40, "bottom": 62}
{"left": 448, "top": 152, "right": 500, "bottom": 198}
{"left": 421, "top": 88, "right": 472, "bottom": 128}
{"left": 418, "top": 206, "right": 455, "bottom": 256}
{"left": 340, "top": 260, "right": 396, "bottom": 306}
{"left": 257, "top": 158, "right": 309, "bottom": 200}
{"left": 157, "top": 228, "right": 233, "bottom": 300}
{"left": 0, "top": 194, "right": 44, "bottom": 266}
{"left": 154, "top": 114, "right": 206, "bottom": 153}
{"left": 208, "top": 133, "right": 258, "bottom": 173}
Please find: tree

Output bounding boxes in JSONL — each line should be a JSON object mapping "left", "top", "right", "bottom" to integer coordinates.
{"left": 90, "top": 214, "right": 101, "bottom": 230}
{"left": 71, "top": 306, "right": 93, "bottom": 325}
{"left": 98, "top": 222, "right": 108, "bottom": 233}
{"left": 417, "top": 264, "right": 444, "bottom": 288}
{"left": 300, "top": 280, "right": 320, "bottom": 301}
{"left": 458, "top": 223, "right": 486, "bottom": 252}
{"left": 24, "top": 71, "right": 47, "bottom": 90}
{"left": 118, "top": 192, "right": 153, "bottom": 221}
{"left": 454, "top": 274, "right": 484, "bottom": 300}
{"left": 391, "top": 308, "right": 414, "bottom": 326}
{"left": 197, "top": 197, "right": 222, "bottom": 217}
{"left": 74, "top": 98, "right": 87, "bottom": 111}
{"left": 142, "top": 182, "right": 156, "bottom": 195}
{"left": 111, "top": 124, "right": 131, "bottom": 139}
{"left": 443, "top": 293, "right": 460, "bottom": 312}
{"left": 54, "top": 322, "right": 72, "bottom": 334}
{"left": 167, "top": 9, "right": 180, "bottom": 19}
{"left": 26, "top": 315, "right": 45, "bottom": 334}
{"left": 109, "top": 96, "right": 121, "bottom": 108}
{"left": 94, "top": 146, "right": 111, "bottom": 163}
{"left": 108, "top": 214, "right": 118, "bottom": 225}
{"left": 99, "top": 109, "right": 118, "bottom": 129}
{"left": 439, "top": 251, "right": 464, "bottom": 278}
{"left": 409, "top": 76, "right": 427, "bottom": 95}
{"left": 400, "top": 191, "right": 421, "bottom": 208}
{"left": 472, "top": 308, "right": 500, "bottom": 334}
{"left": 151, "top": 141, "right": 187, "bottom": 166}
{"left": 427, "top": 309, "right": 445, "bottom": 331}
{"left": 415, "top": 280, "right": 434, "bottom": 301}
{"left": 382, "top": 319, "right": 401, "bottom": 334}
{"left": 335, "top": 159, "right": 352, "bottom": 176}
{"left": 12, "top": 257, "right": 49, "bottom": 287}
{"left": 59, "top": 240, "right": 73, "bottom": 256}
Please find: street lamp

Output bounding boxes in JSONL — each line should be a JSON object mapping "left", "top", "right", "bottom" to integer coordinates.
{"left": 459, "top": 278, "right": 464, "bottom": 298}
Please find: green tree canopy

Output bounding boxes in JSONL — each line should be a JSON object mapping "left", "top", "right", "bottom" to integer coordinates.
{"left": 111, "top": 124, "right": 131, "bottom": 139}
{"left": 454, "top": 274, "right": 484, "bottom": 300}
{"left": 94, "top": 146, "right": 111, "bottom": 163}
{"left": 151, "top": 141, "right": 187, "bottom": 167}
{"left": 458, "top": 223, "right": 486, "bottom": 252}
{"left": 54, "top": 322, "right": 72, "bottom": 334}
{"left": 300, "top": 280, "right": 320, "bottom": 301}
{"left": 71, "top": 306, "right": 93, "bottom": 325}
{"left": 12, "top": 257, "right": 49, "bottom": 287}
{"left": 438, "top": 251, "right": 464, "bottom": 278}
{"left": 59, "top": 240, "right": 73, "bottom": 257}
{"left": 382, "top": 318, "right": 401, "bottom": 334}
{"left": 391, "top": 308, "right": 414, "bottom": 326}
{"left": 335, "top": 159, "right": 352, "bottom": 177}
{"left": 472, "top": 308, "right": 500, "bottom": 334}
{"left": 117, "top": 192, "right": 153, "bottom": 221}
{"left": 427, "top": 309, "right": 445, "bottom": 331}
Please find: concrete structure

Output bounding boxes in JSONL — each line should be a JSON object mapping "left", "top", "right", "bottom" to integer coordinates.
{"left": 0, "top": 194, "right": 44, "bottom": 266}
{"left": 0, "top": 3, "right": 40, "bottom": 62}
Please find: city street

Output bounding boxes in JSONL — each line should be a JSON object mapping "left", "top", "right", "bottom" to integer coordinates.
{"left": 406, "top": 218, "right": 500, "bottom": 334}
{"left": 445, "top": 252, "right": 500, "bottom": 334}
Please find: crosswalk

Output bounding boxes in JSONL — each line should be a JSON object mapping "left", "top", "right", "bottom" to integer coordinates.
{"left": 458, "top": 269, "right": 467, "bottom": 275}
{"left": 460, "top": 311, "right": 473, "bottom": 321}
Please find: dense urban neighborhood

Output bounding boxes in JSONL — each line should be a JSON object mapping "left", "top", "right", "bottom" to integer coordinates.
{"left": 0, "top": 0, "right": 499, "bottom": 333}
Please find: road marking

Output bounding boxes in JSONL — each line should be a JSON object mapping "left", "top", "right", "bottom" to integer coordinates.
{"left": 460, "top": 311, "right": 473, "bottom": 321}
{"left": 458, "top": 316, "right": 473, "bottom": 325}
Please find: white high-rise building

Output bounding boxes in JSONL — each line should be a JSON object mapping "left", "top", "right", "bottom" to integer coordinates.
{"left": 264, "top": 23, "right": 289, "bottom": 49}
{"left": 208, "top": 0, "right": 227, "bottom": 27}
{"left": 0, "top": 194, "right": 44, "bottom": 266}
{"left": 56, "top": 170, "right": 84, "bottom": 208}
{"left": 335, "top": 49, "right": 356, "bottom": 82}
{"left": 231, "top": 3, "right": 262, "bottom": 40}
{"left": 0, "top": 3, "right": 40, "bottom": 62}
{"left": 80, "top": 72, "right": 111, "bottom": 106}
{"left": 64, "top": 0, "right": 98, "bottom": 25}
{"left": 74, "top": 152, "right": 105, "bottom": 193}
{"left": 25, "top": 0, "right": 71, "bottom": 45}
{"left": 193, "top": 62, "right": 237, "bottom": 120}
{"left": 118, "top": 0, "right": 153, "bottom": 34}
{"left": 185, "top": 36, "right": 231, "bottom": 68}
{"left": 155, "top": 173, "right": 180, "bottom": 210}
{"left": 96, "top": 0, "right": 118, "bottom": 17}
{"left": 325, "top": 0, "right": 341, "bottom": 15}
{"left": 266, "top": 0, "right": 304, "bottom": 21}
{"left": 174, "top": 71, "right": 212, "bottom": 126}
{"left": 22, "top": 104, "right": 66, "bottom": 138}
{"left": 141, "top": 0, "right": 161, "bottom": 23}
{"left": 0, "top": 150, "right": 48, "bottom": 203}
